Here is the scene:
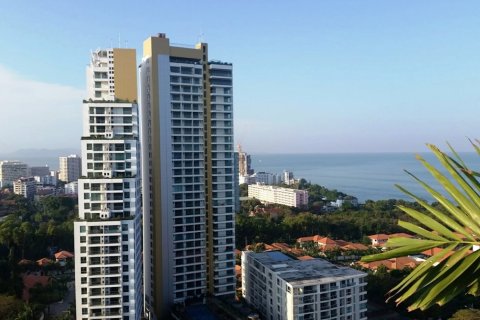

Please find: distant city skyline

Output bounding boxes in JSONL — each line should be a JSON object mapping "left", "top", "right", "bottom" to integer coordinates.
{"left": 1, "top": 1, "right": 480, "bottom": 153}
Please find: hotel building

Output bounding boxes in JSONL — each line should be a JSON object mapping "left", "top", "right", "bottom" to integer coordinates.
{"left": 248, "top": 184, "right": 309, "bottom": 208}
{"left": 74, "top": 48, "right": 143, "bottom": 320}
{"left": 140, "top": 33, "right": 236, "bottom": 318}
{"left": 242, "top": 251, "right": 368, "bottom": 320}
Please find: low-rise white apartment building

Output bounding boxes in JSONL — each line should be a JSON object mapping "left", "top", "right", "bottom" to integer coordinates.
{"left": 13, "top": 176, "right": 36, "bottom": 201}
{"left": 248, "top": 184, "right": 308, "bottom": 207}
{"left": 64, "top": 181, "right": 78, "bottom": 195}
{"left": 242, "top": 251, "right": 367, "bottom": 320}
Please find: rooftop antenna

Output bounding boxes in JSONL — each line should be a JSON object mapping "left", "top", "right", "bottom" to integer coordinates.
{"left": 124, "top": 40, "right": 128, "bottom": 48}
{"left": 198, "top": 31, "right": 205, "bottom": 43}
{"left": 118, "top": 34, "right": 121, "bottom": 48}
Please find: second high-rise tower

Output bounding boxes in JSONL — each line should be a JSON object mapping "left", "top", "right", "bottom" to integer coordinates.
{"left": 140, "top": 33, "right": 236, "bottom": 318}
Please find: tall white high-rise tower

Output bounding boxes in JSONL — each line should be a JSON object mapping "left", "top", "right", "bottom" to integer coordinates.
{"left": 140, "top": 33, "right": 236, "bottom": 318}
{"left": 74, "top": 48, "right": 143, "bottom": 320}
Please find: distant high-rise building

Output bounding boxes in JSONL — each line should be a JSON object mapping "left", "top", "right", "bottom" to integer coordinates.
{"left": 283, "top": 170, "right": 294, "bottom": 185}
{"left": 237, "top": 145, "right": 253, "bottom": 177}
{"left": 13, "top": 176, "right": 36, "bottom": 201}
{"left": 140, "top": 33, "right": 236, "bottom": 318}
{"left": 251, "top": 171, "right": 281, "bottom": 185}
{"left": 29, "top": 165, "right": 50, "bottom": 177}
{"left": 0, "top": 161, "right": 28, "bottom": 188}
{"left": 59, "top": 155, "right": 81, "bottom": 183}
{"left": 74, "top": 48, "right": 143, "bottom": 320}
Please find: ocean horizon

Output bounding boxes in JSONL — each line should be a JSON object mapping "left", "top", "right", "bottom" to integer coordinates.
{"left": 251, "top": 152, "right": 478, "bottom": 202}
{"left": 2, "top": 150, "right": 477, "bottom": 202}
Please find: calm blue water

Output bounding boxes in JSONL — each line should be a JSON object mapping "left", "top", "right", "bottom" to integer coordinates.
{"left": 251, "top": 153, "right": 478, "bottom": 202}
{"left": 5, "top": 152, "right": 478, "bottom": 202}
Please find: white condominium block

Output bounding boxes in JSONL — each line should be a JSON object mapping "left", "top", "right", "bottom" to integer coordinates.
{"left": 248, "top": 184, "right": 309, "bottom": 207}
{"left": 242, "top": 251, "right": 368, "bottom": 320}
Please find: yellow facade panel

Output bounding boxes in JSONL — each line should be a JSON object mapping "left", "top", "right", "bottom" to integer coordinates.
{"left": 143, "top": 35, "right": 203, "bottom": 60}
{"left": 113, "top": 48, "right": 137, "bottom": 101}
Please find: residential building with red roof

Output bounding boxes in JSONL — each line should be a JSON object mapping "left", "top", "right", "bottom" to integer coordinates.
{"left": 358, "top": 256, "right": 420, "bottom": 271}
{"left": 297, "top": 235, "right": 369, "bottom": 252}
{"left": 36, "top": 258, "right": 53, "bottom": 267}
{"left": 367, "top": 234, "right": 390, "bottom": 247}
{"left": 54, "top": 250, "right": 74, "bottom": 266}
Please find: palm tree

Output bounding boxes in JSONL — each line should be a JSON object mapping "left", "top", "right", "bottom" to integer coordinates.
{"left": 361, "top": 141, "right": 480, "bottom": 311}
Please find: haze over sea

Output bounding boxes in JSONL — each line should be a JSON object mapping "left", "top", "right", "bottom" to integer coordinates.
{"left": 2, "top": 150, "right": 477, "bottom": 203}
{"left": 252, "top": 152, "right": 478, "bottom": 202}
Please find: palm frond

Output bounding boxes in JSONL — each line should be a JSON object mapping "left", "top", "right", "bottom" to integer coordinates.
{"left": 361, "top": 141, "right": 480, "bottom": 311}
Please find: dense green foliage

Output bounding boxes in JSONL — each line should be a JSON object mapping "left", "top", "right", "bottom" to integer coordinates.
{"left": 0, "top": 194, "right": 75, "bottom": 297}
{"left": 297, "top": 178, "right": 348, "bottom": 202}
{"left": 236, "top": 198, "right": 422, "bottom": 248}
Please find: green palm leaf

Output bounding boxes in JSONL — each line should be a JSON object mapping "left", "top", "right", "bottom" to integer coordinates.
{"left": 360, "top": 142, "right": 480, "bottom": 311}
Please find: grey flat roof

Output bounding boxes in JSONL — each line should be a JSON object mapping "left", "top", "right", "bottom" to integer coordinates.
{"left": 249, "top": 251, "right": 366, "bottom": 286}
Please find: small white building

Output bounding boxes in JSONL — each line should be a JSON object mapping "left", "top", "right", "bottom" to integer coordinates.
{"left": 242, "top": 251, "right": 367, "bottom": 320}
{"left": 248, "top": 184, "right": 309, "bottom": 208}
{"left": 239, "top": 175, "right": 256, "bottom": 185}
{"left": 34, "top": 175, "right": 57, "bottom": 186}
{"left": 330, "top": 196, "right": 359, "bottom": 208}
{"left": 13, "top": 176, "right": 36, "bottom": 201}
{"left": 64, "top": 181, "right": 78, "bottom": 195}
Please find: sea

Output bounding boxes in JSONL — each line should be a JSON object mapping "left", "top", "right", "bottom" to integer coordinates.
{"left": 2, "top": 151, "right": 477, "bottom": 202}
{"left": 251, "top": 152, "right": 478, "bottom": 202}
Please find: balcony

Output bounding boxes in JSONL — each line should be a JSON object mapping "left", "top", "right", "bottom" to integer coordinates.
{"left": 303, "top": 296, "right": 315, "bottom": 304}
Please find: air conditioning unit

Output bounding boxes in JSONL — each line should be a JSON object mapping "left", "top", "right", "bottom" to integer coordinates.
{"left": 102, "top": 170, "right": 112, "bottom": 178}
{"left": 100, "top": 207, "right": 111, "bottom": 219}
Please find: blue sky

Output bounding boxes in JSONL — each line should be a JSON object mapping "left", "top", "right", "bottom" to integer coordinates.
{"left": 1, "top": 1, "right": 479, "bottom": 153}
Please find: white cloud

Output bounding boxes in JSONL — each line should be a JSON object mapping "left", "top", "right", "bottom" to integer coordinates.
{"left": 0, "top": 65, "right": 84, "bottom": 153}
